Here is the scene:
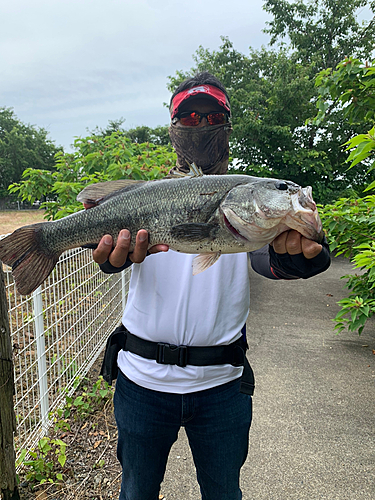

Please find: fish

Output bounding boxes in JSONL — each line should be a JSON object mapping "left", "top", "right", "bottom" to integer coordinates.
{"left": 0, "top": 165, "right": 323, "bottom": 295}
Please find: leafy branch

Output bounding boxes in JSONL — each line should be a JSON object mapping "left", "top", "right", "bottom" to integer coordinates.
{"left": 316, "top": 56, "right": 375, "bottom": 334}
{"left": 8, "top": 132, "right": 176, "bottom": 220}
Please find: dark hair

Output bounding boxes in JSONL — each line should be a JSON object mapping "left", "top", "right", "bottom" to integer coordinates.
{"left": 169, "top": 71, "right": 230, "bottom": 106}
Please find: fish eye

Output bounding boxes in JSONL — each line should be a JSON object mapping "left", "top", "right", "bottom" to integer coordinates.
{"left": 275, "top": 181, "right": 288, "bottom": 191}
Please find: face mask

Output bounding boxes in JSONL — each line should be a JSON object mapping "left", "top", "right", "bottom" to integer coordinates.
{"left": 168, "top": 122, "right": 233, "bottom": 175}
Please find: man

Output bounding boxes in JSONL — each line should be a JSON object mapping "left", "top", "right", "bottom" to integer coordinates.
{"left": 89, "top": 72, "right": 330, "bottom": 500}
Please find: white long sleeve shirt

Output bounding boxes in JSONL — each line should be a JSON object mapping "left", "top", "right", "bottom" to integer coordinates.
{"left": 118, "top": 250, "right": 250, "bottom": 393}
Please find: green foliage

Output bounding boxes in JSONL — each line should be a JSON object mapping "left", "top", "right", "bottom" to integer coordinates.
{"left": 68, "top": 376, "right": 114, "bottom": 420}
{"left": 123, "top": 125, "right": 171, "bottom": 146}
{"left": 50, "top": 376, "right": 114, "bottom": 422}
{"left": 90, "top": 118, "right": 171, "bottom": 146}
{"left": 315, "top": 57, "right": 375, "bottom": 125}
{"left": 167, "top": 2, "right": 375, "bottom": 202}
{"left": 319, "top": 193, "right": 375, "bottom": 335}
{"left": 9, "top": 131, "right": 176, "bottom": 220}
{"left": 16, "top": 437, "right": 67, "bottom": 485}
{"left": 316, "top": 56, "right": 375, "bottom": 334}
{"left": 344, "top": 127, "right": 375, "bottom": 172}
{"left": 0, "top": 107, "right": 60, "bottom": 198}
{"left": 320, "top": 197, "right": 374, "bottom": 257}
{"left": 17, "top": 377, "right": 113, "bottom": 485}
{"left": 263, "top": 0, "right": 375, "bottom": 70}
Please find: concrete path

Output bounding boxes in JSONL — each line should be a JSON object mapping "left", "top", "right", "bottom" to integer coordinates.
{"left": 160, "top": 256, "right": 375, "bottom": 499}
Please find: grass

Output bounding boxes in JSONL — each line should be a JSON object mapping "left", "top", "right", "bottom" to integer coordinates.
{"left": 0, "top": 210, "right": 47, "bottom": 235}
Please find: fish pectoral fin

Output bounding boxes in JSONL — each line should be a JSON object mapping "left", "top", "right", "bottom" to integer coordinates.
{"left": 77, "top": 179, "right": 147, "bottom": 205}
{"left": 170, "top": 223, "right": 218, "bottom": 242}
{"left": 192, "top": 252, "right": 221, "bottom": 275}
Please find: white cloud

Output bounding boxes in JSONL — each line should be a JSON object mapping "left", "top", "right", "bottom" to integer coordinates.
{"left": 0, "top": 0, "right": 273, "bottom": 149}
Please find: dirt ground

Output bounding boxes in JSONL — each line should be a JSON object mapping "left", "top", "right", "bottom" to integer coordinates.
{"left": 0, "top": 210, "right": 47, "bottom": 235}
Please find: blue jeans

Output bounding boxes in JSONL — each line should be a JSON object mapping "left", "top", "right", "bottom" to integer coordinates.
{"left": 114, "top": 370, "right": 252, "bottom": 500}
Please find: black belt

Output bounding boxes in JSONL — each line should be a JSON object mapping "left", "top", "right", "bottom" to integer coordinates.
{"left": 124, "top": 331, "right": 246, "bottom": 368}
{"left": 100, "top": 324, "right": 254, "bottom": 394}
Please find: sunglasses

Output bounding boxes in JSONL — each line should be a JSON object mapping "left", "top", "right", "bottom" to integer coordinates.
{"left": 173, "top": 111, "right": 229, "bottom": 127}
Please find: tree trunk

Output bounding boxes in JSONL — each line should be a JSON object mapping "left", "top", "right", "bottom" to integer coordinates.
{"left": 0, "top": 263, "right": 20, "bottom": 500}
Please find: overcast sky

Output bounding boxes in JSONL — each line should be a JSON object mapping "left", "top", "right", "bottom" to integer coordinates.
{"left": 1, "top": 1, "right": 373, "bottom": 152}
{"left": 1, "top": 0, "right": 273, "bottom": 151}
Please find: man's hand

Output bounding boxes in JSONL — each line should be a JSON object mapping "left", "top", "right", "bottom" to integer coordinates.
{"left": 83, "top": 203, "right": 169, "bottom": 267}
{"left": 269, "top": 229, "right": 330, "bottom": 279}
{"left": 93, "top": 229, "right": 169, "bottom": 267}
{"left": 272, "top": 230, "right": 322, "bottom": 259}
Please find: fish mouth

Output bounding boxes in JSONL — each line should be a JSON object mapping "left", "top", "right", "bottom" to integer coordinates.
{"left": 222, "top": 212, "right": 249, "bottom": 241}
{"left": 289, "top": 188, "right": 323, "bottom": 241}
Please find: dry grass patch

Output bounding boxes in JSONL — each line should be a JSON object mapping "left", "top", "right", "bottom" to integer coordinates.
{"left": 0, "top": 210, "right": 47, "bottom": 235}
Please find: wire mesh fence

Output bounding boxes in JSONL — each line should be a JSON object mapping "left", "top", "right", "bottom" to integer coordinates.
{"left": 0, "top": 236, "right": 130, "bottom": 458}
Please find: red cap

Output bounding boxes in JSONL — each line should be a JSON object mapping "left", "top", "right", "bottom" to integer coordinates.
{"left": 170, "top": 84, "right": 230, "bottom": 119}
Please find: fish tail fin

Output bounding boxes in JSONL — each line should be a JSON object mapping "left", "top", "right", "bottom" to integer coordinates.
{"left": 0, "top": 224, "right": 61, "bottom": 295}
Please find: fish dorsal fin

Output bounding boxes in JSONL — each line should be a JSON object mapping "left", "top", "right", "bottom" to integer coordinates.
{"left": 77, "top": 179, "right": 146, "bottom": 205}
{"left": 192, "top": 252, "right": 221, "bottom": 275}
{"left": 186, "top": 162, "right": 204, "bottom": 178}
{"left": 169, "top": 162, "right": 204, "bottom": 178}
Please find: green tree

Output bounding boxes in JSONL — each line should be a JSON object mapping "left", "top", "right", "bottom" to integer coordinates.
{"left": 0, "top": 107, "right": 60, "bottom": 197}
{"left": 90, "top": 119, "right": 171, "bottom": 146}
{"left": 9, "top": 132, "right": 176, "bottom": 220}
{"left": 123, "top": 125, "right": 171, "bottom": 146}
{"left": 89, "top": 117, "right": 127, "bottom": 137}
{"left": 263, "top": 0, "right": 375, "bottom": 70}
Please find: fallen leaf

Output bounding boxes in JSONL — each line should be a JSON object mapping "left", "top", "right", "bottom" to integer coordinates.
{"left": 93, "top": 440, "right": 102, "bottom": 449}
{"left": 36, "top": 491, "right": 48, "bottom": 500}
{"left": 372, "top": 350, "right": 375, "bottom": 355}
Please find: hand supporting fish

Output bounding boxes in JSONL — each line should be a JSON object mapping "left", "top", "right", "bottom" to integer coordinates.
{"left": 93, "top": 229, "right": 169, "bottom": 267}
{"left": 271, "top": 229, "right": 322, "bottom": 258}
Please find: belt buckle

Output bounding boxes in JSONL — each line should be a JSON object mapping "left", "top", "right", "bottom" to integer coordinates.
{"left": 156, "top": 343, "right": 187, "bottom": 367}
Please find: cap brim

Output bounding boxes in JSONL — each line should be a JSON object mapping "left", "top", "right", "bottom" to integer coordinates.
{"left": 170, "top": 84, "right": 230, "bottom": 119}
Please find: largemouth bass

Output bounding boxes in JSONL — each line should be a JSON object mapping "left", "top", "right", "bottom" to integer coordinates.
{"left": 0, "top": 167, "right": 323, "bottom": 295}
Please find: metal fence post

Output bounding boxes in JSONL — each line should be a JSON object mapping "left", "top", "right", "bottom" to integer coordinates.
{"left": 32, "top": 286, "right": 49, "bottom": 430}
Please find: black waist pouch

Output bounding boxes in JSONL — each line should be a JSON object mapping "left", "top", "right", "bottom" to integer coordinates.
{"left": 100, "top": 323, "right": 255, "bottom": 395}
{"left": 100, "top": 324, "right": 127, "bottom": 385}
{"left": 240, "top": 356, "right": 255, "bottom": 395}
